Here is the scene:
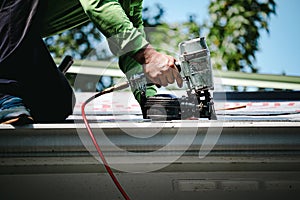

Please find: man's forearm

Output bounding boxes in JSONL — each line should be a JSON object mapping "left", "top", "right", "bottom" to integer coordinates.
{"left": 79, "top": 0, "right": 148, "bottom": 57}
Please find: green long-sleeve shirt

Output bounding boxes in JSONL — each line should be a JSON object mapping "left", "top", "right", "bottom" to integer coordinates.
{"left": 41, "top": 0, "right": 148, "bottom": 57}
{"left": 41, "top": 0, "right": 156, "bottom": 101}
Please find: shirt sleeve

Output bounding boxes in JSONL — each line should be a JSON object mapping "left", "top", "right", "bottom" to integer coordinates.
{"left": 79, "top": 0, "right": 149, "bottom": 57}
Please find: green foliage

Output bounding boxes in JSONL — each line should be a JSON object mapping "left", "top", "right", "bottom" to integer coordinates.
{"left": 143, "top": 0, "right": 276, "bottom": 73}
{"left": 44, "top": 22, "right": 112, "bottom": 60}
{"left": 206, "top": 0, "right": 276, "bottom": 72}
{"left": 142, "top": 5, "right": 201, "bottom": 57}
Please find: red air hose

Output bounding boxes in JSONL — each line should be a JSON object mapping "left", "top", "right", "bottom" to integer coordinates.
{"left": 81, "top": 82, "right": 131, "bottom": 200}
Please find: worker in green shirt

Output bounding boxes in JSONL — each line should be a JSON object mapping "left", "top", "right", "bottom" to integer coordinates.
{"left": 0, "top": 0, "right": 182, "bottom": 124}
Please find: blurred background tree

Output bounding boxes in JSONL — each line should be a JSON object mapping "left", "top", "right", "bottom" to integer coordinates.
{"left": 44, "top": 22, "right": 112, "bottom": 61}
{"left": 206, "top": 0, "right": 276, "bottom": 73}
{"left": 142, "top": 3, "right": 201, "bottom": 55}
{"left": 44, "top": 0, "right": 276, "bottom": 91}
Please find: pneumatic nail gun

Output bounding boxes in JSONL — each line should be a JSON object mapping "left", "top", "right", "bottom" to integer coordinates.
{"left": 130, "top": 37, "right": 217, "bottom": 121}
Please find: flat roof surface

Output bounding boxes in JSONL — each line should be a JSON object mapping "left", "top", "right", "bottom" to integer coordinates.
{"left": 71, "top": 91, "right": 300, "bottom": 122}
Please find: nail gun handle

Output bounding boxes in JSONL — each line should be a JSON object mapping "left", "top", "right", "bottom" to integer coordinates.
{"left": 147, "top": 61, "right": 182, "bottom": 88}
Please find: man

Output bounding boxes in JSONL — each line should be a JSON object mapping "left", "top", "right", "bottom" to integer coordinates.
{"left": 0, "top": 0, "right": 182, "bottom": 124}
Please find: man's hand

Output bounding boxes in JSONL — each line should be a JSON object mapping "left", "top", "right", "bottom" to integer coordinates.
{"left": 133, "top": 44, "right": 183, "bottom": 88}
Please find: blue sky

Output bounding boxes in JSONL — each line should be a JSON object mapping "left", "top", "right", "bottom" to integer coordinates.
{"left": 143, "top": 0, "right": 300, "bottom": 76}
